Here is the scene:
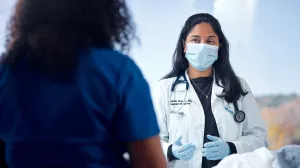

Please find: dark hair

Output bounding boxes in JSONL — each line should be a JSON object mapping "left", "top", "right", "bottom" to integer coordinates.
{"left": 163, "top": 13, "right": 247, "bottom": 103}
{"left": 1, "top": 0, "right": 135, "bottom": 79}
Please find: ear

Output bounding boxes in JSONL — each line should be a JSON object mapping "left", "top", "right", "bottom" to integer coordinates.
{"left": 182, "top": 40, "right": 187, "bottom": 52}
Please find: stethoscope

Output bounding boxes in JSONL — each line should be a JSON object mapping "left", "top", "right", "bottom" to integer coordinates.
{"left": 169, "top": 72, "right": 189, "bottom": 115}
{"left": 169, "top": 72, "right": 246, "bottom": 123}
{"left": 232, "top": 101, "right": 246, "bottom": 123}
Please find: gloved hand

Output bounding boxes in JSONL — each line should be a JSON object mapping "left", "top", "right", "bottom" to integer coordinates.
{"left": 202, "top": 135, "right": 230, "bottom": 161}
{"left": 172, "top": 136, "right": 196, "bottom": 161}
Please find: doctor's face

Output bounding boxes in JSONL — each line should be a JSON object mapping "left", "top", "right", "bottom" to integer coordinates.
{"left": 184, "top": 23, "right": 220, "bottom": 52}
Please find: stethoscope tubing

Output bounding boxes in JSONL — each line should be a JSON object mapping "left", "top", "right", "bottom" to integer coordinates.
{"left": 169, "top": 72, "right": 246, "bottom": 123}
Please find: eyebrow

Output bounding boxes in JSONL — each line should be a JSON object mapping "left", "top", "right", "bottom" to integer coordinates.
{"left": 191, "top": 35, "right": 200, "bottom": 38}
{"left": 190, "top": 35, "right": 217, "bottom": 39}
{"left": 207, "top": 35, "right": 217, "bottom": 39}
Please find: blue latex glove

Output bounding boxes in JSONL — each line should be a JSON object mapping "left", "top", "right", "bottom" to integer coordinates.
{"left": 172, "top": 136, "right": 196, "bottom": 161}
{"left": 202, "top": 135, "right": 230, "bottom": 160}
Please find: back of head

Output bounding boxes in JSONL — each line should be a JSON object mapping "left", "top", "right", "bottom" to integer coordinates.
{"left": 1, "top": 0, "right": 135, "bottom": 79}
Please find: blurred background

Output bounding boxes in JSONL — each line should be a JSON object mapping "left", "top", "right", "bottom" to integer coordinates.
{"left": 1, "top": 0, "right": 299, "bottom": 150}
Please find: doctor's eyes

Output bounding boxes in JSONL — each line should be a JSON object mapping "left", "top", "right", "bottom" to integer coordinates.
{"left": 191, "top": 38, "right": 201, "bottom": 43}
{"left": 189, "top": 38, "right": 216, "bottom": 44}
{"left": 207, "top": 40, "right": 216, "bottom": 44}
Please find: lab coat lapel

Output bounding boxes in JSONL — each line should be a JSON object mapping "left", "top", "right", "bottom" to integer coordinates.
{"left": 211, "top": 76, "right": 224, "bottom": 106}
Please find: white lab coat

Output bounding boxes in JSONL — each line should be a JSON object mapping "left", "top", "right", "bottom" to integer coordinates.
{"left": 153, "top": 71, "right": 268, "bottom": 168}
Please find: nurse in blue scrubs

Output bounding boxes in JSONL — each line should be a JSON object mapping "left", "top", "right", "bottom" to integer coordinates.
{"left": 0, "top": 0, "right": 166, "bottom": 168}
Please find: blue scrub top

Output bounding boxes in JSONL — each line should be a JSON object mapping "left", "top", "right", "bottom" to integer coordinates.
{"left": 0, "top": 48, "right": 160, "bottom": 168}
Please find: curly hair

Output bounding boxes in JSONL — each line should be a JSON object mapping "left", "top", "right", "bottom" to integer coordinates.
{"left": 1, "top": 0, "right": 135, "bottom": 78}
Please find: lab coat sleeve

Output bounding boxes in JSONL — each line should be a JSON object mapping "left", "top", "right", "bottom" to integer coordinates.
{"left": 152, "top": 81, "right": 172, "bottom": 161}
{"left": 230, "top": 78, "right": 268, "bottom": 154}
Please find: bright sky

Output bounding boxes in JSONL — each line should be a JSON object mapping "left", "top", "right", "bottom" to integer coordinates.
{"left": 1, "top": 0, "right": 300, "bottom": 95}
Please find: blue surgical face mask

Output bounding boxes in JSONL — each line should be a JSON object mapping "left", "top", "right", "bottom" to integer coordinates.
{"left": 185, "top": 43, "right": 219, "bottom": 71}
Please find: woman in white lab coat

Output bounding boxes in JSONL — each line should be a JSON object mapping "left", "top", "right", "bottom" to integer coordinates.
{"left": 153, "top": 13, "right": 268, "bottom": 168}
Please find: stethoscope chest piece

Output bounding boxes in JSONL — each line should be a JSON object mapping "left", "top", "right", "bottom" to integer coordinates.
{"left": 234, "top": 110, "right": 246, "bottom": 123}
